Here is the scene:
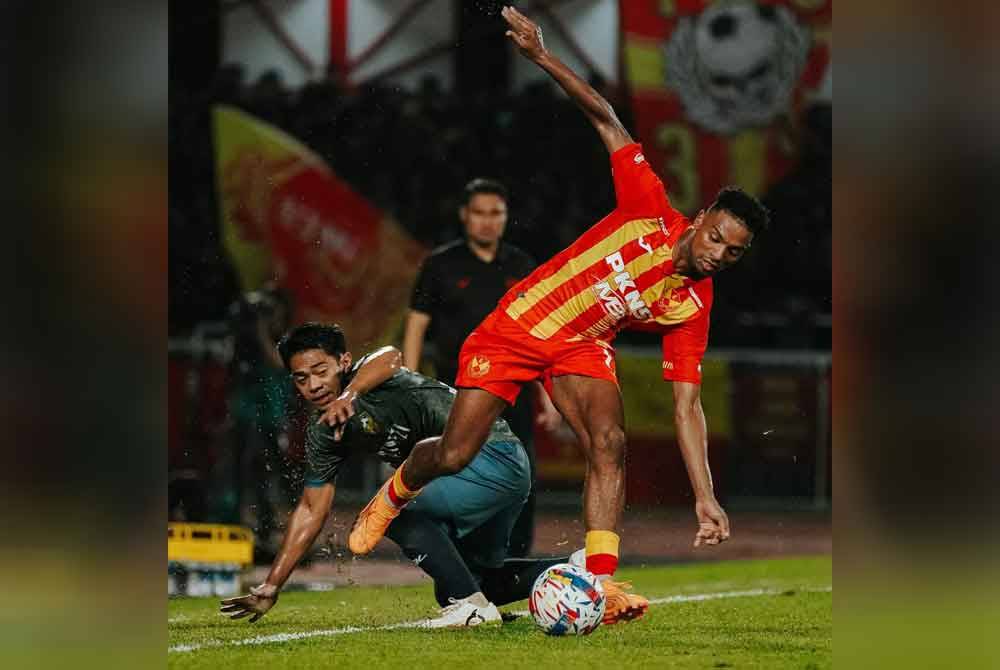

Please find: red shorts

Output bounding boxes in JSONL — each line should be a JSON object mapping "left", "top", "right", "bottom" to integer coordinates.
{"left": 455, "top": 309, "right": 619, "bottom": 404}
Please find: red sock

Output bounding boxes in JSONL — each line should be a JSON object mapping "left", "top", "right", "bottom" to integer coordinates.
{"left": 585, "top": 530, "right": 620, "bottom": 577}
{"left": 384, "top": 466, "right": 420, "bottom": 509}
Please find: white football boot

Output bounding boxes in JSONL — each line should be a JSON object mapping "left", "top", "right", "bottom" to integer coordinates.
{"left": 421, "top": 592, "right": 501, "bottom": 629}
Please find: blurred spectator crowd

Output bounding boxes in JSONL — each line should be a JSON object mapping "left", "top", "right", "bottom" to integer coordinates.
{"left": 170, "top": 65, "right": 830, "bottom": 349}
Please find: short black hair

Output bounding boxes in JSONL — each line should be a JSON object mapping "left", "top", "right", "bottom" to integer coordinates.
{"left": 708, "top": 187, "right": 770, "bottom": 236}
{"left": 276, "top": 323, "right": 347, "bottom": 370}
{"left": 462, "top": 178, "right": 508, "bottom": 206}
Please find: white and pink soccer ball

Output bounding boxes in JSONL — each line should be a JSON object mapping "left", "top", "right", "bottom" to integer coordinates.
{"left": 528, "top": 563, "right": 606, "bottom": 636}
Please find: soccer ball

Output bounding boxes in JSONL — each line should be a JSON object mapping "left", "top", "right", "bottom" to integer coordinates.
{"left": 529, "top": 563, "right": 606, "bottom": 636}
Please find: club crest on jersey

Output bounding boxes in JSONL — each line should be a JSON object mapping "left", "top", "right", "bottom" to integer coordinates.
{"left": 381, "top": 424, "right": 411, "bottom": 457}
{"left": 468, "top": 355, "right": 491, "bottom": 377}
{"left": 593, "top": 251, "right": 653, "bottom": 321}
{"left": 359, "top": 413, "right": 378, "bottom": 434}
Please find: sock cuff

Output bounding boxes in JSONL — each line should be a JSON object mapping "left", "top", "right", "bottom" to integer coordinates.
{"left": 586, "top": 553, "right": 619, "bottom": 577}
{"left": 391, "top": 467, "right": 419, "bottom": 499}
{"left": 585, "top": 530, "right": 620, "bottom": 558}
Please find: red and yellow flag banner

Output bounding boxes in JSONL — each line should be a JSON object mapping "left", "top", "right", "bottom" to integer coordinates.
{"left": 620, "top": 0, "right": 831, "bottom": 213}
{"left": 213, "top": 105, "right": 425, "bottom": 348}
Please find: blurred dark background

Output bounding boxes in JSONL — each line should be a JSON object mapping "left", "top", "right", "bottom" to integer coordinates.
{"left": 169, "top": 2, "right": 831, "bottom": 348}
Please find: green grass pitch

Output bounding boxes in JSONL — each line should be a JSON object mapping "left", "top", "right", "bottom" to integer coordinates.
{"left": 168, "top": 556, "right": 831, "bottom": 669}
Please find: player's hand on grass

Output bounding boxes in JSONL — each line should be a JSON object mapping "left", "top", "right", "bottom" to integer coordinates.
{"left": 694, "top": 498, "right": 731, "bottom": 548}
{"left": 502, "top": 6, "right": 547, "bottom": 62}
{"left": 317, "top": 389, "right": 358, "bottom": 440}
{"left": 220, "top": 583, "right": 279, "bottom": 622}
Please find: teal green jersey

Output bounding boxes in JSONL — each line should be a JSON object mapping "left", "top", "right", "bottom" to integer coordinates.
{"left": 303, "top": 355, "right": 519, "bottom": 487}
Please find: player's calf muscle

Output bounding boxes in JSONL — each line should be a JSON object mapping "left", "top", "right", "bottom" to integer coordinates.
{"left": 400, "top": 437, "right": 471, "bottom": 484}
{"left": 437, "top": 445, "right": 473, "bottom": 476}
{"left": 400, "top": 443, "right": 438, "bottom": 487}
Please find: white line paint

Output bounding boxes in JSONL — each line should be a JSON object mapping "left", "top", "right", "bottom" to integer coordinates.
{"left": 508, "top": 586, "right": 832, "bottom": 617}
{"left": 169, "top": 585, "right": 832, "bottom": 654}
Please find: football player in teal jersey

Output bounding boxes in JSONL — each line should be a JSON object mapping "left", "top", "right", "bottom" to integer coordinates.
{"left": 221, "top": 323, "right": 566, "bottom": 628}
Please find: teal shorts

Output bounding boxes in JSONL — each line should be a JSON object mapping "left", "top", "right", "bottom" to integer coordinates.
{"left": 403, "top": 437, "right": 531, "bottom": 569}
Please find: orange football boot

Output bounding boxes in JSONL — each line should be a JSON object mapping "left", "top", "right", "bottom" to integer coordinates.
{"left": 347, "top": 478, "right": 401, "bottom": 555}
{"left": 601, "top": 580, "right": 649, "bottom": 625}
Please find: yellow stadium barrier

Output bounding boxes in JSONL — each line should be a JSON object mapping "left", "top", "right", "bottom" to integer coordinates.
{"left": 168, "top": 523, "right": 254, "bottom": 566}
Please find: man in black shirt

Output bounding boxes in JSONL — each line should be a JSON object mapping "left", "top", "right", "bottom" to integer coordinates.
{"left": 404, "top": 178, "right": 559, "bottom": 556}
{"left": 221, "top": 323, "right": 566, "bottom": 628}
{"left": 405, "top": 178, "right": 536, "bottom": 385}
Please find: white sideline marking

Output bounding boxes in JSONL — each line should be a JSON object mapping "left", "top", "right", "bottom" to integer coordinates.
{"left": 509, "top": 586, "right": 832, "bottom": 617}
{"left": 169, "top": 585, "right": 832, "bottom": 654}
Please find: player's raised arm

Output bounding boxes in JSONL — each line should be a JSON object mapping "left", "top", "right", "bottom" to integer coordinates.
{"left": 220, "top": 482, "right": 336, "bottom": 622}
{"left": 501, "top": 5, "right": 632, "bottom": 154}
{"left": 317, "top": 345, "right": 403, "bottom": 438}
{"left": 402, "top": 310, "right": 431, "bottom": 372}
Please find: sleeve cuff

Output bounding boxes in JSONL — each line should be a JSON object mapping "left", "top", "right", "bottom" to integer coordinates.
{"left": 662, "top": 362, "right": 702, "bottom": 384}
{"left": 610, "top": 142, "right": 642, "bottom": 165}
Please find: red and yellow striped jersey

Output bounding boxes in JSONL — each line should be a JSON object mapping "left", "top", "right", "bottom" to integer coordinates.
{"left": 499, "top": 143, "right": 713, "bottom": 383}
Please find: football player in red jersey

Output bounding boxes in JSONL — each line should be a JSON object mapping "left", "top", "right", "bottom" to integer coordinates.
{"left": 349, "top": 5, "right": 769, "bottom": 626}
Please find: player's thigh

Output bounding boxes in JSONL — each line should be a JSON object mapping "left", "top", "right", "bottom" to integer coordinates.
{"left": 455, "top": 311, "right": 549, "bottom": 405}
{"left": 439, "top": 388, "right": 509, "bottom": 463}
{"left": 548, "top": 374, "right": 625, "bottom": 460}
{"left": 403, "top": 476, "right": 457, "bottom": 526}
{"left": 453, "top": 441, "right": 531, "bottom": 569}
{"left": 415, "top": 440, "right": 529, "bottom": 540}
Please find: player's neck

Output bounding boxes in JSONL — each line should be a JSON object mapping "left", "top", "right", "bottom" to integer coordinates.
{"left": 467, "top": 239, "right": 499, "bottom": 263}
{"left": 673, "top": 229, "right": 697, "bottom": 278}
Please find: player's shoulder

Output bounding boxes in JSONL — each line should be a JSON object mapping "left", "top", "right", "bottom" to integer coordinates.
{"left": 396, "top": 365, "right": 447, "bottom": 388}
{"left": 611, "top": 143, "right": 672, "bottom": 204}
{"left": 426, "top": 239, "right": 466, "bottom": 260}
{"left": 415, "top": 240, "right": 464, "bottom": 276}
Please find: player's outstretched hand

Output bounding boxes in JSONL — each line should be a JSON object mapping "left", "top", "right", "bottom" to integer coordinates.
{"left": 501, "top": 5, "right": 547, "bottom": 62}
{"left": 534, "top": 387, "right": 563, "bottom": 432}
{"left": 535, "top": 403, "right": 563, "bottom": 432}
{"left": 317, "top": 389, "right": 358, "bottom": 440}
{"left": 220, "top": 583, "right": 279, "bottom": 623}
{"left": 693, "top": 498, "right": 731, "bottom": 548}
